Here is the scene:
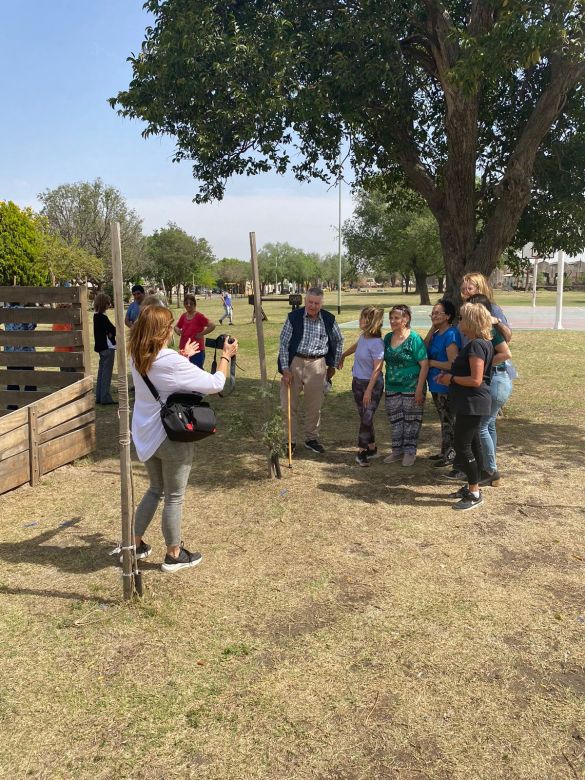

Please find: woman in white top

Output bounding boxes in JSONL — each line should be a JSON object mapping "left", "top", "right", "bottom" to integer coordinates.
{"left": 128, "top": 304, "right": 238, "bottom": 573}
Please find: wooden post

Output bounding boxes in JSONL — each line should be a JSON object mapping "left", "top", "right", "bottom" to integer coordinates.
{"left": 111, "top": 222, "right": 138, "bottom": 599}
{"left": 28, "top": 405, "right": 40, "bottom": 487}
{"left": 250, "top": 232, "right": 275, "bottom": 478}
{"left": 79, "top": 286, "right": 92, "bottom": 377}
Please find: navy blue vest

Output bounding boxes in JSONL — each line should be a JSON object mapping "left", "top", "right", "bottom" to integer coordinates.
{"left": 278, "top": 307, "right": 337, "bottom": 373}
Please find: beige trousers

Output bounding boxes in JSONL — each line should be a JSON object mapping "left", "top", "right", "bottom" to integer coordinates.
{"left": 280, "top": 356, "right": 327, "bottom": 442}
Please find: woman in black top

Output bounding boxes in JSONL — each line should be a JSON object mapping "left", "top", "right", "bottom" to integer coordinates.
{"left": 93, "top": 292, "right": 117, "bottom": 405}
{"left": 436, "top": 302, "right": 494, "bottom": 511}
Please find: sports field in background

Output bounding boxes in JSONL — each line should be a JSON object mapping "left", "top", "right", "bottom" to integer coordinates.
{"left": 0, "top": 291, "right": 583, "bottom": 780}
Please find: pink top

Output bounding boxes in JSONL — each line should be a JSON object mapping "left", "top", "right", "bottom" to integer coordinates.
{"left": 176, "top": 311, "right": 209, "bottom": 352}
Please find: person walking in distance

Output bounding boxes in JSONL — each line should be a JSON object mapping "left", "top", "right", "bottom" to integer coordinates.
{"left": 278, "top": 287, "right": 343, "bottom": 454}
{"left": 219, "top": 290, "right": 234, "bottom": 325}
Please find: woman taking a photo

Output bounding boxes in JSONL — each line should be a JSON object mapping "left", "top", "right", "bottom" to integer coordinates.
{"left": 436, "top": 302, "right": 494, "bottom": 511}
{"left": 174, "top": 293, "right": 216, "bottom": 369}
{"left": 128, "top": 304, "right": 238, "bottom": 573}
{"left": 383, "top": 304, "right": 428, "bottom": 467}
{"left": 425, "top": 299, "right": 461, "bottom": 467}
{"left": 338, "top": 305, "right": 385, "bottom": 467}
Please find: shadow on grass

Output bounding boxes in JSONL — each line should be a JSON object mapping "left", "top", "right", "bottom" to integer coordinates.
{"left": 0, "top": 517, "right": 115, "bottom": 574}
{"left": 0, "top": 584, "right": 118, "bottom": 605}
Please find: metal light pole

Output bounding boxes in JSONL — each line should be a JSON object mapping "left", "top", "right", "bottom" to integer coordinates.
{"left": 337, "top": 158, "right": 342, "bottom": 315}
{"left": 531, "top": 255, "right": 538, "bottom": 308}
{"left": 554, "top": 250, "right": 565, "bottom": 330}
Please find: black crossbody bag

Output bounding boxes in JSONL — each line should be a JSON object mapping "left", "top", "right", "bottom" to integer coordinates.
{"left": 140, "top": 373, "right": 217, "bottom": 442}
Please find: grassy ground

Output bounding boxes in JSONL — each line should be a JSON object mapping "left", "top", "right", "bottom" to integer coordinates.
{"left": 1, "top": 293, "right": 584, "bottom": 780}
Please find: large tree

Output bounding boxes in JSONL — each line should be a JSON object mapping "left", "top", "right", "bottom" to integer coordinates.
{"left": 213, "top": 257, "right": 251, "bottom": 291}
{"left": 112, "top": 1, "right": 585, "bottom": 299}
{"left": 0, "top": 201, "right": 48, "bottom": 286}
{"left": 344, "top": 186, "right": 444, "bottom": 304}
{"left": 38, "top": 179, "right": 147, "bottom": 285}
{"left": 147, "top": 223, "right": 216, "bottom": 303}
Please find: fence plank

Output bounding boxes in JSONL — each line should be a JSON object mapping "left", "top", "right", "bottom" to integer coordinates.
{"left": 0, "top": 307, "right": 81, "bottom": 325}
{"left": 80, "top": 286, "right": 92, "bottom": 375}
{"left": 0, "top": 407, "right": 28, "bottom": 436}
{"left": 0, "top": 450, "right": 30, "bottom": 495}
{"left": 35, "top": 376, "right": 93, "bottom": 416}
{"left": 0, "top": 352, "right": 84, "bottom": 368}
{"left": 0, "top": 331, "right": 84, "bottom": 348}
{"left": 38, "top": 409, "right": 95, "bottom": 445}
{"left": 0, "top": 391, "right": 50, "bottom": 408}
{"left": 0, "top": 423, "right": 29, "bottom": 461}
{"left": 28, "top": 406, "right": 40, "bottom": 486}
{"left": 1, "top": 369, "right": 85, "bottom": 389}
{"left": 39, "top": 424, "right": 95, "bottom": 476}
{"left": 0, "top": 286, "right": 81, "bottom": 304}
{"left": 37, "top": 392, "right": 94, "bottom": 435}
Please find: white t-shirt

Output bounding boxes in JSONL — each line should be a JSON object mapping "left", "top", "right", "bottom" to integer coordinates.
{"left": 130, "top": 348, "right": 226, "bottom": 461}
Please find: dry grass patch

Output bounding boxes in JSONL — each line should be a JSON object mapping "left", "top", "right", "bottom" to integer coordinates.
{"left": 0, "top": 304, "right": 584, "bottom": 779}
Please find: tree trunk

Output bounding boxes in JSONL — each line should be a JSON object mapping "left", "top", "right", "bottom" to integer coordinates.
{"left": 413, "top": 265, "right": 431, "bottom": 305}
{"left": 437, "top": 276, "right": 444, "bottom": 293}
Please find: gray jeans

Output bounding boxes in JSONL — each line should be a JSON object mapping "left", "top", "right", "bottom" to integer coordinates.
{"left": 134, "top": 438, "right": 194, "bottom": 546}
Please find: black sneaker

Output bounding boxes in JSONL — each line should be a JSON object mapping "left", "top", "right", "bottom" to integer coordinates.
{"left": 432, "top": 455, "right": 455, "bottom": 468}
{"left": 440, "top": 469, "right": 466, "bottom": 481}
{"left": 452, "top": 488, "right": 483, "bottom": 511}
{"left": 161, "top": 545, "right": 203, "bottom": 573}
{"left": 365, "top": 446, "right": 378, "bottom": 459}
{"left": 119, "top": 540, "right": 151, "bottom": 564}
{"left": 305, "top": 439, "right": 325, "bottom": 454}
{"left": 449, "top": 486, "right": 468, "bottom": 499}
{"left": 428, "top": 453, "right": 444, "bottom": 461}
{"left": 478, "top": 470, "right": 501, "bottom": 487}
{"left": 355, "top": 450, "right": 370, "bottom": 467}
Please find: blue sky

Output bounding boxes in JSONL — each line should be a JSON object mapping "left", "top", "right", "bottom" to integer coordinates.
{"left": 0, "top": 0, "right": 352, "bottom": 260}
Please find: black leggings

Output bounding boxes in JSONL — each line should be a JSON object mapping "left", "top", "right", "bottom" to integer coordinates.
{"left": 453, "top": 414, "right": 484, "bottom": 485}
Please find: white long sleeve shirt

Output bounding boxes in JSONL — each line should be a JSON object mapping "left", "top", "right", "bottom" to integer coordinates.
{"left": 130, "top": 348, "right": 226, "bottom": 461}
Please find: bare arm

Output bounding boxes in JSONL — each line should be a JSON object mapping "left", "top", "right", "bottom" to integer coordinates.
{"left": 492, "top": 341, "right": 512, "bottom": 365}
{"left": 362, "top": 358, "right": 384, "bottom": 407}
{"left": 415, "top": 359, "right": 429, "bottom": 405}
{"left": 338, "top": 339, "right": 358, "bottom": 370}
{"left": 429, "top": 342, "right": 459, "bottom": 371}
{"left": 493, "top": 318, "right": 512, "bottom": 343}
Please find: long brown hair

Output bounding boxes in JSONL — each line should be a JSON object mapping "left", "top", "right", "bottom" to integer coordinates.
{"left": 360, "top": 305, "right": 384, "bottom": 338}
{"left": 128, "top": 304, "right": 174, "bottom": 374}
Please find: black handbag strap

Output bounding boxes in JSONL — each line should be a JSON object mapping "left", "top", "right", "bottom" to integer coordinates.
{"left": 140, "top": 373, "right": 163, "bottom": 407}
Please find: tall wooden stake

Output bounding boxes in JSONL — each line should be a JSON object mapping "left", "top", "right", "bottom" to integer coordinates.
{"left": 250, "top": 232, "right": 274, "bottom": 477}
{"left": 111, "top": 222, "right": 138, "bottom": 599}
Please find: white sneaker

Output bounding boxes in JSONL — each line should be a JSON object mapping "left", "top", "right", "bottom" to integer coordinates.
{"left": 383, "top": 451, "right": 402, "bottom": 463}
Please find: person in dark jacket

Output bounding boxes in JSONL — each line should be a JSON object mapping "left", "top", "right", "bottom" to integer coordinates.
{"left": 93, "top": 292, "right": 117, "bottom": 405}
{"left": 278, "top": 288, "right": 343, "bottom": 454}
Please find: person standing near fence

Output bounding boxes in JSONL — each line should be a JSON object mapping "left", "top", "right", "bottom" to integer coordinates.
{"left": 4, "top": 302, "right": 36, "bottom": 411}
{"left": 93, "top": 292, "right": 117, "bottom": 405}
{"left": 338, "top": 305, "right": 385, "bottom": 467}
{"left": 278, "top": 287, "right": 343, "bottom": 454}
{"left": 128, "top": 304, "right": 238, "bottom": 573}
{"left": 174, "top": 293, "right": 216, "bottom": 369}
{"left": 124, "top": 284, "right": 145, "bottom": 328}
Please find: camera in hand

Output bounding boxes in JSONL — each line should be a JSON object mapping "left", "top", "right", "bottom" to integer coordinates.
{"left": 205, "top": 334, "right": 235, "bottom": 351}
{"left": 205, "top": 334, "right": 237, "bottom": 395}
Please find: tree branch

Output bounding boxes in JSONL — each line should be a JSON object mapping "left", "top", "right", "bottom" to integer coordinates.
{"left": 474, "top": 56, "right": 585, "bottom": 266}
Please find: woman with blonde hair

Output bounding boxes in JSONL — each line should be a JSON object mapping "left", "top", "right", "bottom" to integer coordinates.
{"left": 338, "top": 305, "right": 385, "bottom": 466}
{"left": 436, "top": 302, "right": 493, "bottom": 511}
{"left": 460, "top": 272, "right": 511, "bottom": 344}
{"left": 128, "top": 304, "right": 238, "bottom": 572}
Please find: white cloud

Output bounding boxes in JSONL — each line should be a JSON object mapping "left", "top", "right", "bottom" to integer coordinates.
{"left": 128, "top": 189, "right": 354, "bottom": 260}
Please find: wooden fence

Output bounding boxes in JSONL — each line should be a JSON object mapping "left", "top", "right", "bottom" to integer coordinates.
{"left": 0, "top": 376, "right": 96, "bottom": 494}
{"left": 0, "top": 286, "right": 96, "bottom": 494}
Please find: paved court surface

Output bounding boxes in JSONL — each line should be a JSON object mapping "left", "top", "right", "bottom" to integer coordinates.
{"left": 339, "top": 305, "right": 585, "bottom": 331}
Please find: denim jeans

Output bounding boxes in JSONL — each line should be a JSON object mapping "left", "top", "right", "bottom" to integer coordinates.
{"left": 95, "top": 348, "right": 116, "bottom": 404}
{"left": 479, "top": 371, "right": 513, "bottom": 473}
{"left": 134, "top": 438, "right": 195, "bottom": 547}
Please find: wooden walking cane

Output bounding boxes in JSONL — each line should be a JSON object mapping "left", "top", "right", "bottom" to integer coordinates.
{"left": 287, "top": 383, "right": 293, "bottom": 469}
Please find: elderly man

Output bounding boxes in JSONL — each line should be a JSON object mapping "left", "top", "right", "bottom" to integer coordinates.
{"left": 124, "top": 284, "right": 145, "bottom": 328}
{"left": 278, "top": 287, "right": 343, "bottom": 454}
